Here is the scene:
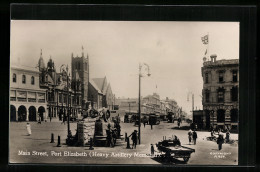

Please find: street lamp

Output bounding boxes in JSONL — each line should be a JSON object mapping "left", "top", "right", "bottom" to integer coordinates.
{"left": 138, "top": 63, "right": 151, "bottom": 144}
{"left": 60, "top": 64, "right": 72, "bottom": 142}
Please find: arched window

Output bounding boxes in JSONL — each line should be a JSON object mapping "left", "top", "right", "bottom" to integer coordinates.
{"left": 13, "top": 73, "right": 16, "bottom": 82}
{"left": 22, "top": 75, "right": 26, "bottom": 84}
{"left": 31, "top": 76, "right": 35, "bottom": 85}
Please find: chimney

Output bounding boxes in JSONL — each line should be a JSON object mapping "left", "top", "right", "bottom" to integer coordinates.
{"left": 210, "top": 54, "right": 217, "bottom": 62}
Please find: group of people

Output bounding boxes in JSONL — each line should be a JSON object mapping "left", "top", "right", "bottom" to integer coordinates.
{"left": 188, "top": 129, "right": 197, "bottom": 145}
{"left": 106, "top": 121, "right": 121, "bottom": 147}
{"left": 211, "top": 129, "right": 231, "bottom": 150}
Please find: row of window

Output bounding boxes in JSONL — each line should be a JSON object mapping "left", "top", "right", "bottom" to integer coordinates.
{"left": 12, "top": 73, "right": 35, "bottom": 85}
{"left": 205, "top": 86, "right": 238, "bottom": 103}
{"left": 205, "top": 70, "right": 238, "bottom": 83}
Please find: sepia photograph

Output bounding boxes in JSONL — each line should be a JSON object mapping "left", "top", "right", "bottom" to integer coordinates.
{"left": 9, "top": 20, "right": 239, "bottom": 165}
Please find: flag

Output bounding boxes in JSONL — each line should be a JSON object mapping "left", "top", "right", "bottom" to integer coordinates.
{"left": 205, "top": 49, "right": 207, "bottom": 55}
{"left": 201, "top": 35, "right": 209, "bottom": 44}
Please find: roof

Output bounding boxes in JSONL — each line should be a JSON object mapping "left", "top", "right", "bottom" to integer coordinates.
{"left": 89, "top": 79, "right": 102, "bottom": 94}
{"left": 11, "top": 64, "right": 39, "bottom": 73}
{"left": 92, "top": 77, "right": 108, "bottom": 94}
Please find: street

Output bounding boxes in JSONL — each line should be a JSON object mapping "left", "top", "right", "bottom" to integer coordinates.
{"left": 9, "top": 120, "right": 238, "bottom": 165}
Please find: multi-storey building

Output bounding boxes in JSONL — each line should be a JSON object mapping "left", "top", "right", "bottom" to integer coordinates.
{"left": 38, "top": 50, "right": 82, "bottom": 121}
{"left": 143, "top": 93, "right": 161, "bottom": 114}
{"left": 201, "top": 54, "right": 239, "bottom": 131}
{"left": 71, "top": 50, "right": 89, "bottom": 110}
{"left": 10, "top": 64, "right": 47, "bottom": 121}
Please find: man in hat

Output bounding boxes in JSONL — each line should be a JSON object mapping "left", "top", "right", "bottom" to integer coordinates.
{"left": 129, "top": 130, "right": 138, "bottom": 149}
{"left": 217, "top": 134, "right": 224, "bottom": 150}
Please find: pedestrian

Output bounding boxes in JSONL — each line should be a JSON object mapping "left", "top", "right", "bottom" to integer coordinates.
{"left": 151, "top": 144, "right": 154, "bottom": 156}
{"left": 129, "top": 130, "right": 138, "bottom": 149}
{"left": 211, "top": 130, "right": 214, "bottom": 137}
{"left": 143, "top": 121, "right": 146, "bottom": 128}
{"left": 192, "top": 130, "right": 197, "bottom": 145}
{"left": 151, "top": 124, "right": 153, "bottom": 130}
{"left": 188, "top": 129, "right": 193, "bottom": 145}
{"left": 217, "top": 134, "right": 224, "bottom": 150}
{"left": 26, "top": 123, "right": 31, "bottom": 136}
{"left": 225, "top": 130, "right": 230, "bottom": 143}
{"left": 106, "top": 129, "right": 113, "bottom": 147}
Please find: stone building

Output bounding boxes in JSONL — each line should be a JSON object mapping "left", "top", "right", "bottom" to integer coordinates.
{"left": 88, "top": 79, "right": 103, "bottom": 110}
{"left": 10, "top": 64, "right": 47, "bottom": 121}
{"left": 71, "top": 50, "right": 89, "bottom": 110}
{"left": 143, "top": 93, "right": 161, "bottom": 114}
{"left": 201, "top": 54, "right": 239, "bottom": 131}
{"left": 91, "top": 77, "right": 115, "bottom": 110}
{"left": 38, "top": 50, "right": 82, "bottom": 121}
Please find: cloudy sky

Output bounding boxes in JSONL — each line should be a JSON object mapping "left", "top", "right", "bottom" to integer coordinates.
{"left": 10, "top": 20, "right": 239, "bottom": 114}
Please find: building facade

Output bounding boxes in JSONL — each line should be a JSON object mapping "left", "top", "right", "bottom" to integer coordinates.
{"left": 71, "top": 51, "right": 89, "bottom": 110}
{"left": 91, "top": 77, "right": 115, "bottom": 110}
{"left": 201, "top": 54, "right": 239, "bottom": 131}
{"left": 88, "top": 79, "right": 103, "bottom": 110}
{"left": 10, "top": 65, "right": 48, "bottom": 121}
{"left": 38, "top": 51, "right": 82, "bottom": 121}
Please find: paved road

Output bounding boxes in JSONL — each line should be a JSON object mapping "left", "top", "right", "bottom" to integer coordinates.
{"left": 9, "top": 120, "right": 238, "bottom": 165}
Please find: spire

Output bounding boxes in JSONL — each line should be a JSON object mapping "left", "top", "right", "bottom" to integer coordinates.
{"left": 38, "top": 49, "right": 45, "bottom": 71}
{"left": 82, "top": 46, "right": 84, "bottom": 57}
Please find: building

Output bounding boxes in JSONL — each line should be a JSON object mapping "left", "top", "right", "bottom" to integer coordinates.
{"left": 88, "top": 79, "right": 103, "bottom": 110}
{"left": 10, "top": 64, "right": 48, "bottom": 121}
{"left": 71, "top": 50, "right": 89, "bottom": 110}
{"left": 91, "top": 77, "right": 115, "bottom": 110}
{"left": 162, "top": 97, "right": 178, "bottom": 114}
{"left": 201, "top": 54, "right": 239, "bottom": 131}
{"left": 143, "top": 93, "right": 161, "bottom": 114}
{"left": 38, "top": 50, "right": 82, "bottom": 121}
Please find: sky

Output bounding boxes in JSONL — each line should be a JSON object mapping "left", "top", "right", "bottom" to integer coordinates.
{"left": 10, "top": 20, "right": 239, "bottom": 114}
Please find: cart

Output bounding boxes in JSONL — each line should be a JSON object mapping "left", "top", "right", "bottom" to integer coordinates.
{"left": 156, "top": 140, "right": 195, "bottom": 162}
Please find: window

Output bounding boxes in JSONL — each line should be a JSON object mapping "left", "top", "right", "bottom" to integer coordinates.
{"left": 232, "top": 70, "right": 238, "bottom": 82}
{"left": 13, "top": 73, "right": 16, "bottom": 82}
{"left": 217, "top": 88, "right": 225, "bottom": 103}
{"left": 205, "top": 90, "right": 210, "bottom": 103}
{"left": 22, "top": 75, "right": 26, "bottom": 84}
{"left": 219, "top": 71, "right": 224, "bottom": 82}
{"left": 231, "top": 86, "right": 238, "bottom": 101}
{"left": 31, "top": 76, "right": 35, "bottom": 85}
{"left": 205, "top": 73, "right": 209, "bottom": 83}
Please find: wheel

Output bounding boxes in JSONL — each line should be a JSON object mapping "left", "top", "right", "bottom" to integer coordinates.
{"left": 183, "top": 157, "right": 189, "bottom": 162}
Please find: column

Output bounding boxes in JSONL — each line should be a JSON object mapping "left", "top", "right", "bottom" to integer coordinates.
{"left": 225, "top": 109, "right": 231, "bottom": 130}
{"left": 26, "top": 110, "right": 29, "bottom": 121}
{"left": 16, "top": 110, "right": 18, "bottom": 122}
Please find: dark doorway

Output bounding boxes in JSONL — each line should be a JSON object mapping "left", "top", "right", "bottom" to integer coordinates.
{"left": 217, "top": 109, "right": 225, "bottom": 123}
{"left": 10, "top": 105, "right": 16, "bottom": 121}
{"left": 29, "top": 106, "right": 37, "bottom": 121}
{"left": 18, "top": 105, "right": 27, "bottom": 121}
{"left": 38, "top": 106, "right": 45, "bottom": 121}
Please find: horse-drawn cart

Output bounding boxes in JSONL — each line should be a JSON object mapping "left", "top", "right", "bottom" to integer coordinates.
{"left": 156, "top": 140, "right": 195, "bottom": 162}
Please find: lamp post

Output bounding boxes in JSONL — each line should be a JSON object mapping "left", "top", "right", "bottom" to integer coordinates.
{"left": 60, "top": 64, "right": 72, "bottom": 141}
{"left": 138, "top": 63, "right": 151, "bottom": 144}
